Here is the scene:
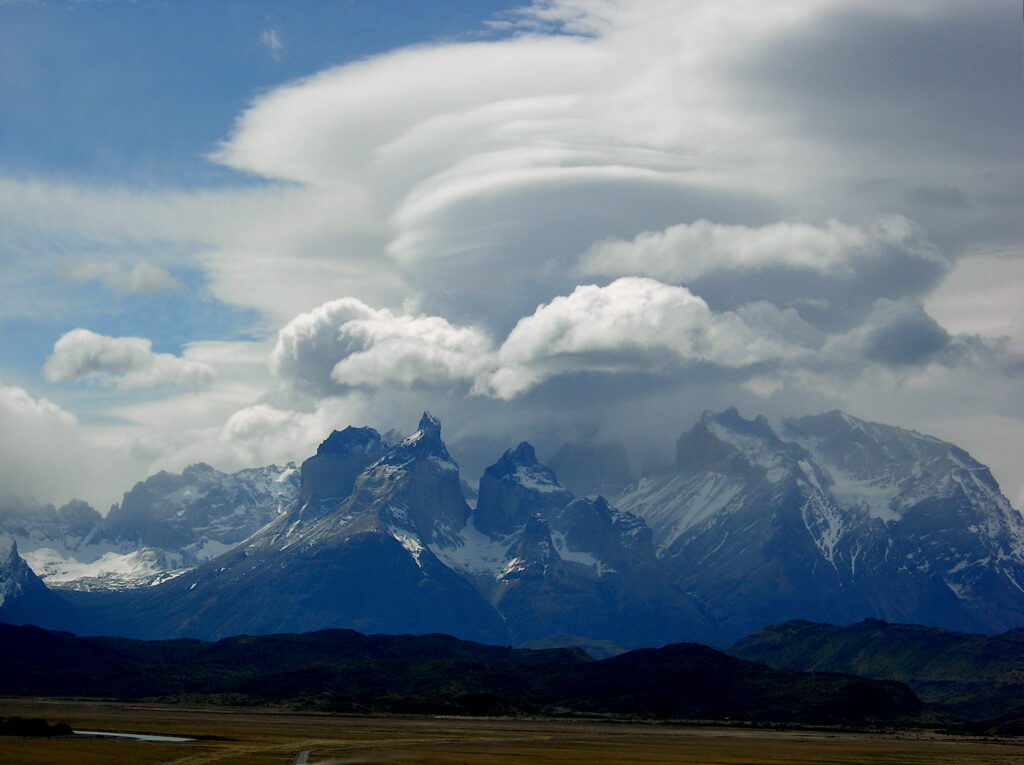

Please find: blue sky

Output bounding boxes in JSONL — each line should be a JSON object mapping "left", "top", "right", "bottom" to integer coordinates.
{"left": 1, "top": 0, "right": 1021, "bottom": 510}
{"left": 0, "top": 0, "right": 520, "bottom": 184}
{"left": 0, "top": 0, "right": 518, "bottom": 409}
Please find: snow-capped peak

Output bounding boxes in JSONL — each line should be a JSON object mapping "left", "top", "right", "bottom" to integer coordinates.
{"left": 388, "top": 412, "right": 456, "bottom": 469}
{"left": 678, "top": 408, "right": 804, "bottom": 484}
{"left": 400, "top": 411, "right": 442, "bottom": 446}
{"left": 782, "top": 410, "right": 1015, "bottom": 525}
{"left": 487, "top": 443, "right": 564, "bottom": 491}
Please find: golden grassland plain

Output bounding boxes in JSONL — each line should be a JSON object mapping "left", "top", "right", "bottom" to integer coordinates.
{"left": 0, "top": 699, "right": 1020, "bottom": 765}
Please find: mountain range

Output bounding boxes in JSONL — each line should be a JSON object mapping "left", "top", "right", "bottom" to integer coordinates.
{"left": 2, "top": 407, "right": 1023, "bottom": 647}
{"left": 0, "top": 462, "right": 298, "bottom": 590}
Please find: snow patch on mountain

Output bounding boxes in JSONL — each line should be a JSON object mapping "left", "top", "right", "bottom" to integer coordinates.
{"left": 798, "top": 492, "right": 848, "bottom": 567}
{"left": 550, "top": 529, "right": 607, "bottom": 574}
{"left": 3, "top": 462, "right": 299, "bottom": 591}
{"left": 824, "top": 471, "right": 901, "bottom": 522}
{"left": 514, "top": 465, "right": 563, "bottom": 494}
{"left": 389, "top": 526, "right": 426, "bottom": 566}
{"left": 616, "top": 472, "right": 745, "bottom": 554}
{"left": 430, "top": 517, "right": 514, "bottom": 579}
{"left": 705, "top": 419, "right": 789, "bottom": 482}
{"left": 24, "top": 546, "right": 188, "bottom": 590}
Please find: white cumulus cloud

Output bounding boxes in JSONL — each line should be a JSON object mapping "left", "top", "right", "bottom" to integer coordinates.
{"left": 0, "top": 384, "right": 143, "bottom": 508}
{"left": 44, "top": 329, "right": 215, "bottom": 389}
{"left": 483, "top": 277, "right": 814, "bottom": 398}
{"left": 270, "top": 298, "right": 493, "bottom": 396}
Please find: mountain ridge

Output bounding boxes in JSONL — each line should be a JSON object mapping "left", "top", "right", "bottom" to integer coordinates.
{"left": 2, "top": 407, "right": 1022, "bottom": 647}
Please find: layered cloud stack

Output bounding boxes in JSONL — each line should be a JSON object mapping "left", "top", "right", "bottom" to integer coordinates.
{"left": 2, "top": 0, "right": 1020, "bottom": 529}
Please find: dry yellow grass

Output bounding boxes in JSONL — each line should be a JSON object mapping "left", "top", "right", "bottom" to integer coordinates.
{"left": 0, "top": 698, "right": 1020, "bottom": 764}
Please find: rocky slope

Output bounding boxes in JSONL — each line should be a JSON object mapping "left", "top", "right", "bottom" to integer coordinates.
{"left": 432, "top": 441, "right": 711, "bottom": 645}
{"left": 782, "top": 411, "right": 1024, "bottom": 632}
{"left": 614, "top": 408, "right": 1024, "bottom": 639}
{"left": 1, "top": 462, "right": 299, "bottom": 591}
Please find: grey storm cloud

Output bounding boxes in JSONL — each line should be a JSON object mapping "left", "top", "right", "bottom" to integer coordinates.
{"left": 819, "top": 299, "right": 1011, "bottom": 373}
{"left": 860, "top": 301, "right": 951, "bottom": 367}
{"left": 852, "top": 299, "right": 951, "bottom": 367}
{"left": 733, "top": 0, "right": 1024, "bottom": 250}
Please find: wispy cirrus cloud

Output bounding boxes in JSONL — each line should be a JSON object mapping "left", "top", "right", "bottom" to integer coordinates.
{"left": 61, "top": 260, "right": 180, "bottom": 294}
{"left": 260, "top": 28, "right": 283, "bottom": 60}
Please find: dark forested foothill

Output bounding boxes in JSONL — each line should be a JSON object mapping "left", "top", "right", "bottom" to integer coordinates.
{"left": 730, "top": 618, "right": 1024, "bottom": 723}
{"left": 0, "top": 622, "right": 934, "bottom": 726}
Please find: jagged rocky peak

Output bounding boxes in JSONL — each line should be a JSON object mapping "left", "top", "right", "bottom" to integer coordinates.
{"left": 0, "top": 535, "right": 16, "bottom": 565}
{"left": 781, "top": 409, "right": 1015, "bottom": 523}
{"left": 374, "top": 412, "right": 462, "bottom": 482}
{"left": 56, "top": 500, "right": 102, "bottom": 535}
{"left": 370, "top": 412, "right": 458, "bottom": 474}
{"left": 316, "top": 426, "right": 385, "bottom": 457}
{"left": 0, "top": 537, "right": 45, "bottom": 610}
{"left": 506, "top": 513, "right": 558, "bottom": 570}
{"left": 346, "top": 412, "right": 468, "bottom": 547}
{"left": 0, "top": 537, "right": 26, "bottom": 606}
{"left": 96, "top": 460, "right": 300, "bottom": 565}
{"left": 0, "top": 493, "right": 102, "bottom": 544}
{"left": 475, "top": 442, "right": 571, "bottom": 537}
{"left": 180, "top": 462, "right": 220, "bottom": 481}
{"left": 419, "top": 410, "right": 441, "bottom": 436}
{"left": 548, "top": 441, "right": 633, "bottom": 498}
{"left": 551, "top": 496, "right": 654, "bottom": 570}
{"left": 301, "top": 426, "right": 386, "bottom": 503}
{"left": 495, "top": 442, "right": 564, "bottom": 490}
{"left": 392, "top": 411, "right": 450, "bottom": 458}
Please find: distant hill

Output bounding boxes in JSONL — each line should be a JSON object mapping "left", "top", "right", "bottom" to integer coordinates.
{"left": 730, "top": 618, "right": 1024, "bottom": 722}
{"left": 0, "top": 622, "right": 931, "bottom": 725}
